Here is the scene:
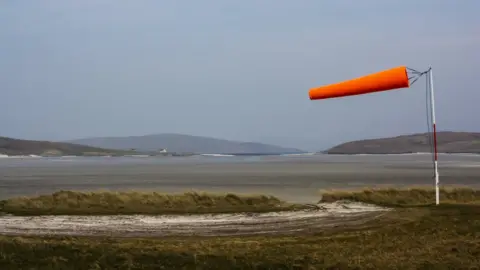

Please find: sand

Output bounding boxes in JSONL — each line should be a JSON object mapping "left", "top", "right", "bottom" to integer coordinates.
{"left": 0, "top": 201, "right": 387, "bottom": 237}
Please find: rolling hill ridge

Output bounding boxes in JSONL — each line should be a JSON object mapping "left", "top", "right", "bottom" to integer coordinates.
{"left": 67, "top": 133, "right": 304, "bottom": 154}
{"left": 325, "top": 131, "right": 480, "bottom": 154}
{"left": 0, "top": 136, "right": 136, "bottom": 156}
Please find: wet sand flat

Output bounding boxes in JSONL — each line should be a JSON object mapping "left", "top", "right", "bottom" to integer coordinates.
{"left": 1, "top": 154, "right": 479, "bottom": 203}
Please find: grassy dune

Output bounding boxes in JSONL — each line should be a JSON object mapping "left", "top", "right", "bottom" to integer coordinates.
{"left": 319, "top": 186, "right": 480, "bottom": 206}
{"left": 0, "top": 188, "right": 479, "bottom": 269}
{"left": 0, "top": 203, "right": 479, "bottom": 269}
{"left": 0, "top": 190, "right": 304, "bottom": 216}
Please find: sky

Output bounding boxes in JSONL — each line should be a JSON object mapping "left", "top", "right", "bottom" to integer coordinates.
{"left": 1, "top": 0, "right": 479, "bottom": 151}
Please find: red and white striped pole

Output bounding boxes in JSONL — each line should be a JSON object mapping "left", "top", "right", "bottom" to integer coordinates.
{"left": 428, "top": 67, "right": 439, "bottom": 205}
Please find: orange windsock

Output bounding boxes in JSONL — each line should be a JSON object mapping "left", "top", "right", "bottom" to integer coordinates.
{"left": 309, "top": 66, "right": 410, "bottom": 100}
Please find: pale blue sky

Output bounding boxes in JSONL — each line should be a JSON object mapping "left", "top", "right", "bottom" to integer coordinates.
{"left": 1, "top": 1, "right": 479, "bottom": 151}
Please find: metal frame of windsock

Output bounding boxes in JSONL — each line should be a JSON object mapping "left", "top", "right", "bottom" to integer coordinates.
{"left": 308, "top": 66, "right": 440, "bottom": 205}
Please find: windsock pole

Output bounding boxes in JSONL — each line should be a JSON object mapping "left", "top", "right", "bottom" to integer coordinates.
{"left": 428, "top": 67, "right": 439, "bottom": 205}
{"left": 308, "top": 65, "right": 440, "bottom": 205}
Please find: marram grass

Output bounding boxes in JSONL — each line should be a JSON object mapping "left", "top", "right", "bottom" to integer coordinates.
{"left": 0, "top": 190, "right": 306, "bottom": 216}
{"left": 319, "top": 186, "right": 480, "bottom": 206}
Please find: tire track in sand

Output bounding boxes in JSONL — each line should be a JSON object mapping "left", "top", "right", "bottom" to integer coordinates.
{"left": 0, "top": 201, "right": 389, "bottom": 237}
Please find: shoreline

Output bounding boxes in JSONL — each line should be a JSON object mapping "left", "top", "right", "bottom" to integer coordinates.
{"left": 2, "top": 152, "right": 480, "bottom": 158}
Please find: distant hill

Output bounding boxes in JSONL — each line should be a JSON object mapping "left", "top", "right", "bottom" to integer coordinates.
{"left": 0, "top": 136, "right": 136, "bottom": 156}
{"left": 67, "top": 133, "right": 304, "bottom": 154}
{"left": 325, "top": 132, "right": 480, "bottom": 154}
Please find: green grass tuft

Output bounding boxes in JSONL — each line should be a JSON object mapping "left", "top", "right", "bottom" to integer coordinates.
{"left": 0, "top": 190, "right": 305, "bottom": 216}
